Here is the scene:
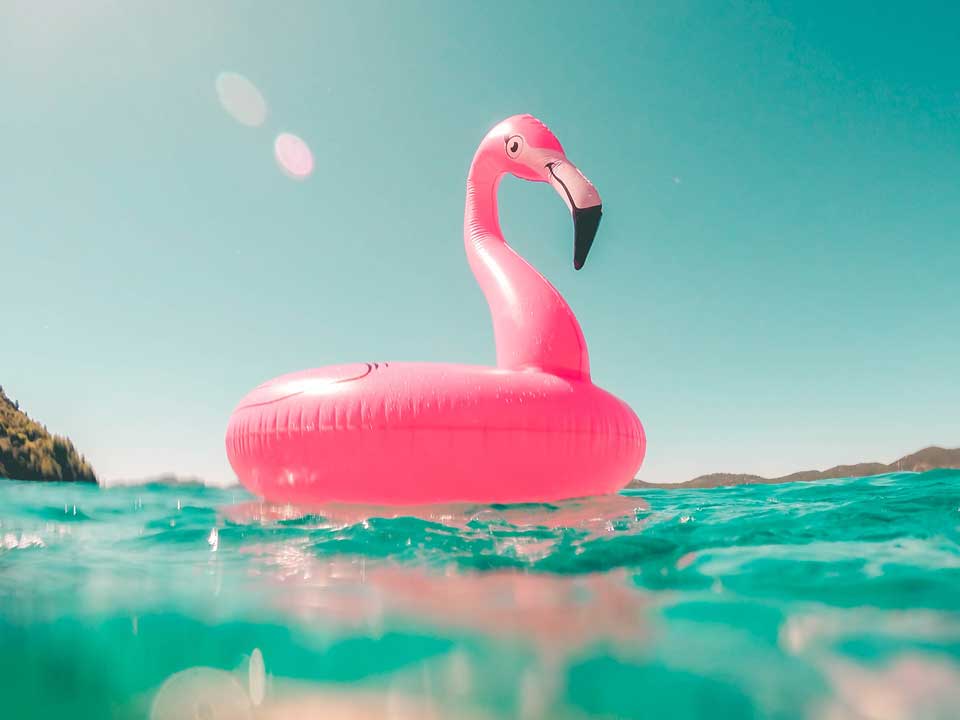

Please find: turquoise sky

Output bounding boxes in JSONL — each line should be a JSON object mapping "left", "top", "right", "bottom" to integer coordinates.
{"left": 3, "top": 1, "right": 958, "bottom": 485}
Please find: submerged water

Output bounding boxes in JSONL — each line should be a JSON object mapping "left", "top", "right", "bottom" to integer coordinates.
{"left": 1, "top": 471, "right": 958, "bottom": 719}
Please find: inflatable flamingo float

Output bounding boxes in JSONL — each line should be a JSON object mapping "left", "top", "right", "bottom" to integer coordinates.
{"left": 226, "top": 114, "right": 645, "bottom": 504}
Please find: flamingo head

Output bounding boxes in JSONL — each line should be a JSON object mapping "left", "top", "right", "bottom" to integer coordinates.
{"left": 483, "top": 114, "right": 603, "bottom": 270}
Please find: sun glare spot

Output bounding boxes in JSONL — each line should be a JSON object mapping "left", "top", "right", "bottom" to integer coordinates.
{"left": 274, "top": 133, "right": 314, "bottom": 180}
{"left": 215, "top": 72, "right": 267, "bottom": 127}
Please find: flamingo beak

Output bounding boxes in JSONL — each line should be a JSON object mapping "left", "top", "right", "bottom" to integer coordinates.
{"left": 546, "top": 161, "right": 603, "bottom": 270}
{"left": 573, "top": 205, "right": 603, "bottom": 270}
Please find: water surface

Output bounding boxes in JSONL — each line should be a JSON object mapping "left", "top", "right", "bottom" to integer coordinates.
{"left": 1, "top": 471, "right": 959, "bottom": 718}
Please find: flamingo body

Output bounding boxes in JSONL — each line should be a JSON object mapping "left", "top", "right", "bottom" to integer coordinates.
{"left": 226, "top": 114, "right": 646, "bottom": 504}
{"left": 226, "top": 362, "right": 644, "bottom": 504}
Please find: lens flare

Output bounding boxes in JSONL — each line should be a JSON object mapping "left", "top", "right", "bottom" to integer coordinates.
{"left": 215, "top": 72, "right": 267, "bottom": 127}
{"left": 151, "top": 667, "right": 253, "bottom": 720}
{"left": 274, "top": 133, "right": 314, "bottom": 180}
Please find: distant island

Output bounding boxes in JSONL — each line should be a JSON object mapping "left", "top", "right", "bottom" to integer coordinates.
{"left": 0, "top": 385, "right": 96, "bottom": 483}
{"left": 630, "top": 446, "right": 960, "bottom": 489}
{"left": 100, "top": 473, "right": 207, "bottom": 488}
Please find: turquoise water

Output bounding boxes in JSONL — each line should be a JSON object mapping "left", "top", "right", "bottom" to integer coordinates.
{"left": 1, "top": 471, "right": 958, "bottom": 719}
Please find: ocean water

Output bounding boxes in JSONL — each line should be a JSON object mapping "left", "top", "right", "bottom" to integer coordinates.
{"left": 1, "top": 471, "right": 958, "bottom": 719}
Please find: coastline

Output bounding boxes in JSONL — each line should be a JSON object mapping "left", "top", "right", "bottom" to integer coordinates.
{"left": 631, "top": 446, "right": 960, "bottom": 490}
{"left": 0, "top": 386, "right": 96, "bottom": 484}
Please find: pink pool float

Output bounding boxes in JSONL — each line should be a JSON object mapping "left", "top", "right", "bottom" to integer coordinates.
{"left": 226, "top": 114, "right": 645, "bottom": 504}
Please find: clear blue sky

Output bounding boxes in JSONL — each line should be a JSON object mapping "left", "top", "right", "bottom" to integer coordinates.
{"left": 3, "top": 1, "right": 958, "bottom": 485}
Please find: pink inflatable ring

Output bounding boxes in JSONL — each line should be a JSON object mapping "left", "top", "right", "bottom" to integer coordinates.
{"left": 226, "top": 115, "right": 645, "bottom": 504}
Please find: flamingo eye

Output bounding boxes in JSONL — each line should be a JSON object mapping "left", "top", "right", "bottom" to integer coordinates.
{"left": 505, "top": 135, "right": 523, "bottom": 158}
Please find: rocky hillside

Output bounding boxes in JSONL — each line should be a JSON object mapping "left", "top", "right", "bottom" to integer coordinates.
{"left": 0, "top": 386, "right": 96, "bottom": 483}
{"left": 631, "top": 446, "right": 960, "bottom": 489}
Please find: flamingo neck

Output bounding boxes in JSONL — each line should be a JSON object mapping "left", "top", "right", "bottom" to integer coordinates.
{"left": 463, "top": 153, "right": 591, "bottom": 380}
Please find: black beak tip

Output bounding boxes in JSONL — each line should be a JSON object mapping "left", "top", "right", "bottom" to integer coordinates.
{"left": 573, "top": 204, "right": 602, "bottom": 270}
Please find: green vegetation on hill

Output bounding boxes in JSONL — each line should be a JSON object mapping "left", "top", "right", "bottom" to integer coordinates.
{"left": 0, "top": 386, "right": 96, "bottom": 483}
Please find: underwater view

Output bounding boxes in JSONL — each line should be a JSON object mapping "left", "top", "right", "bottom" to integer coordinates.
{"left": 2, "top": 470, "right": 959, "bottom": 719}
